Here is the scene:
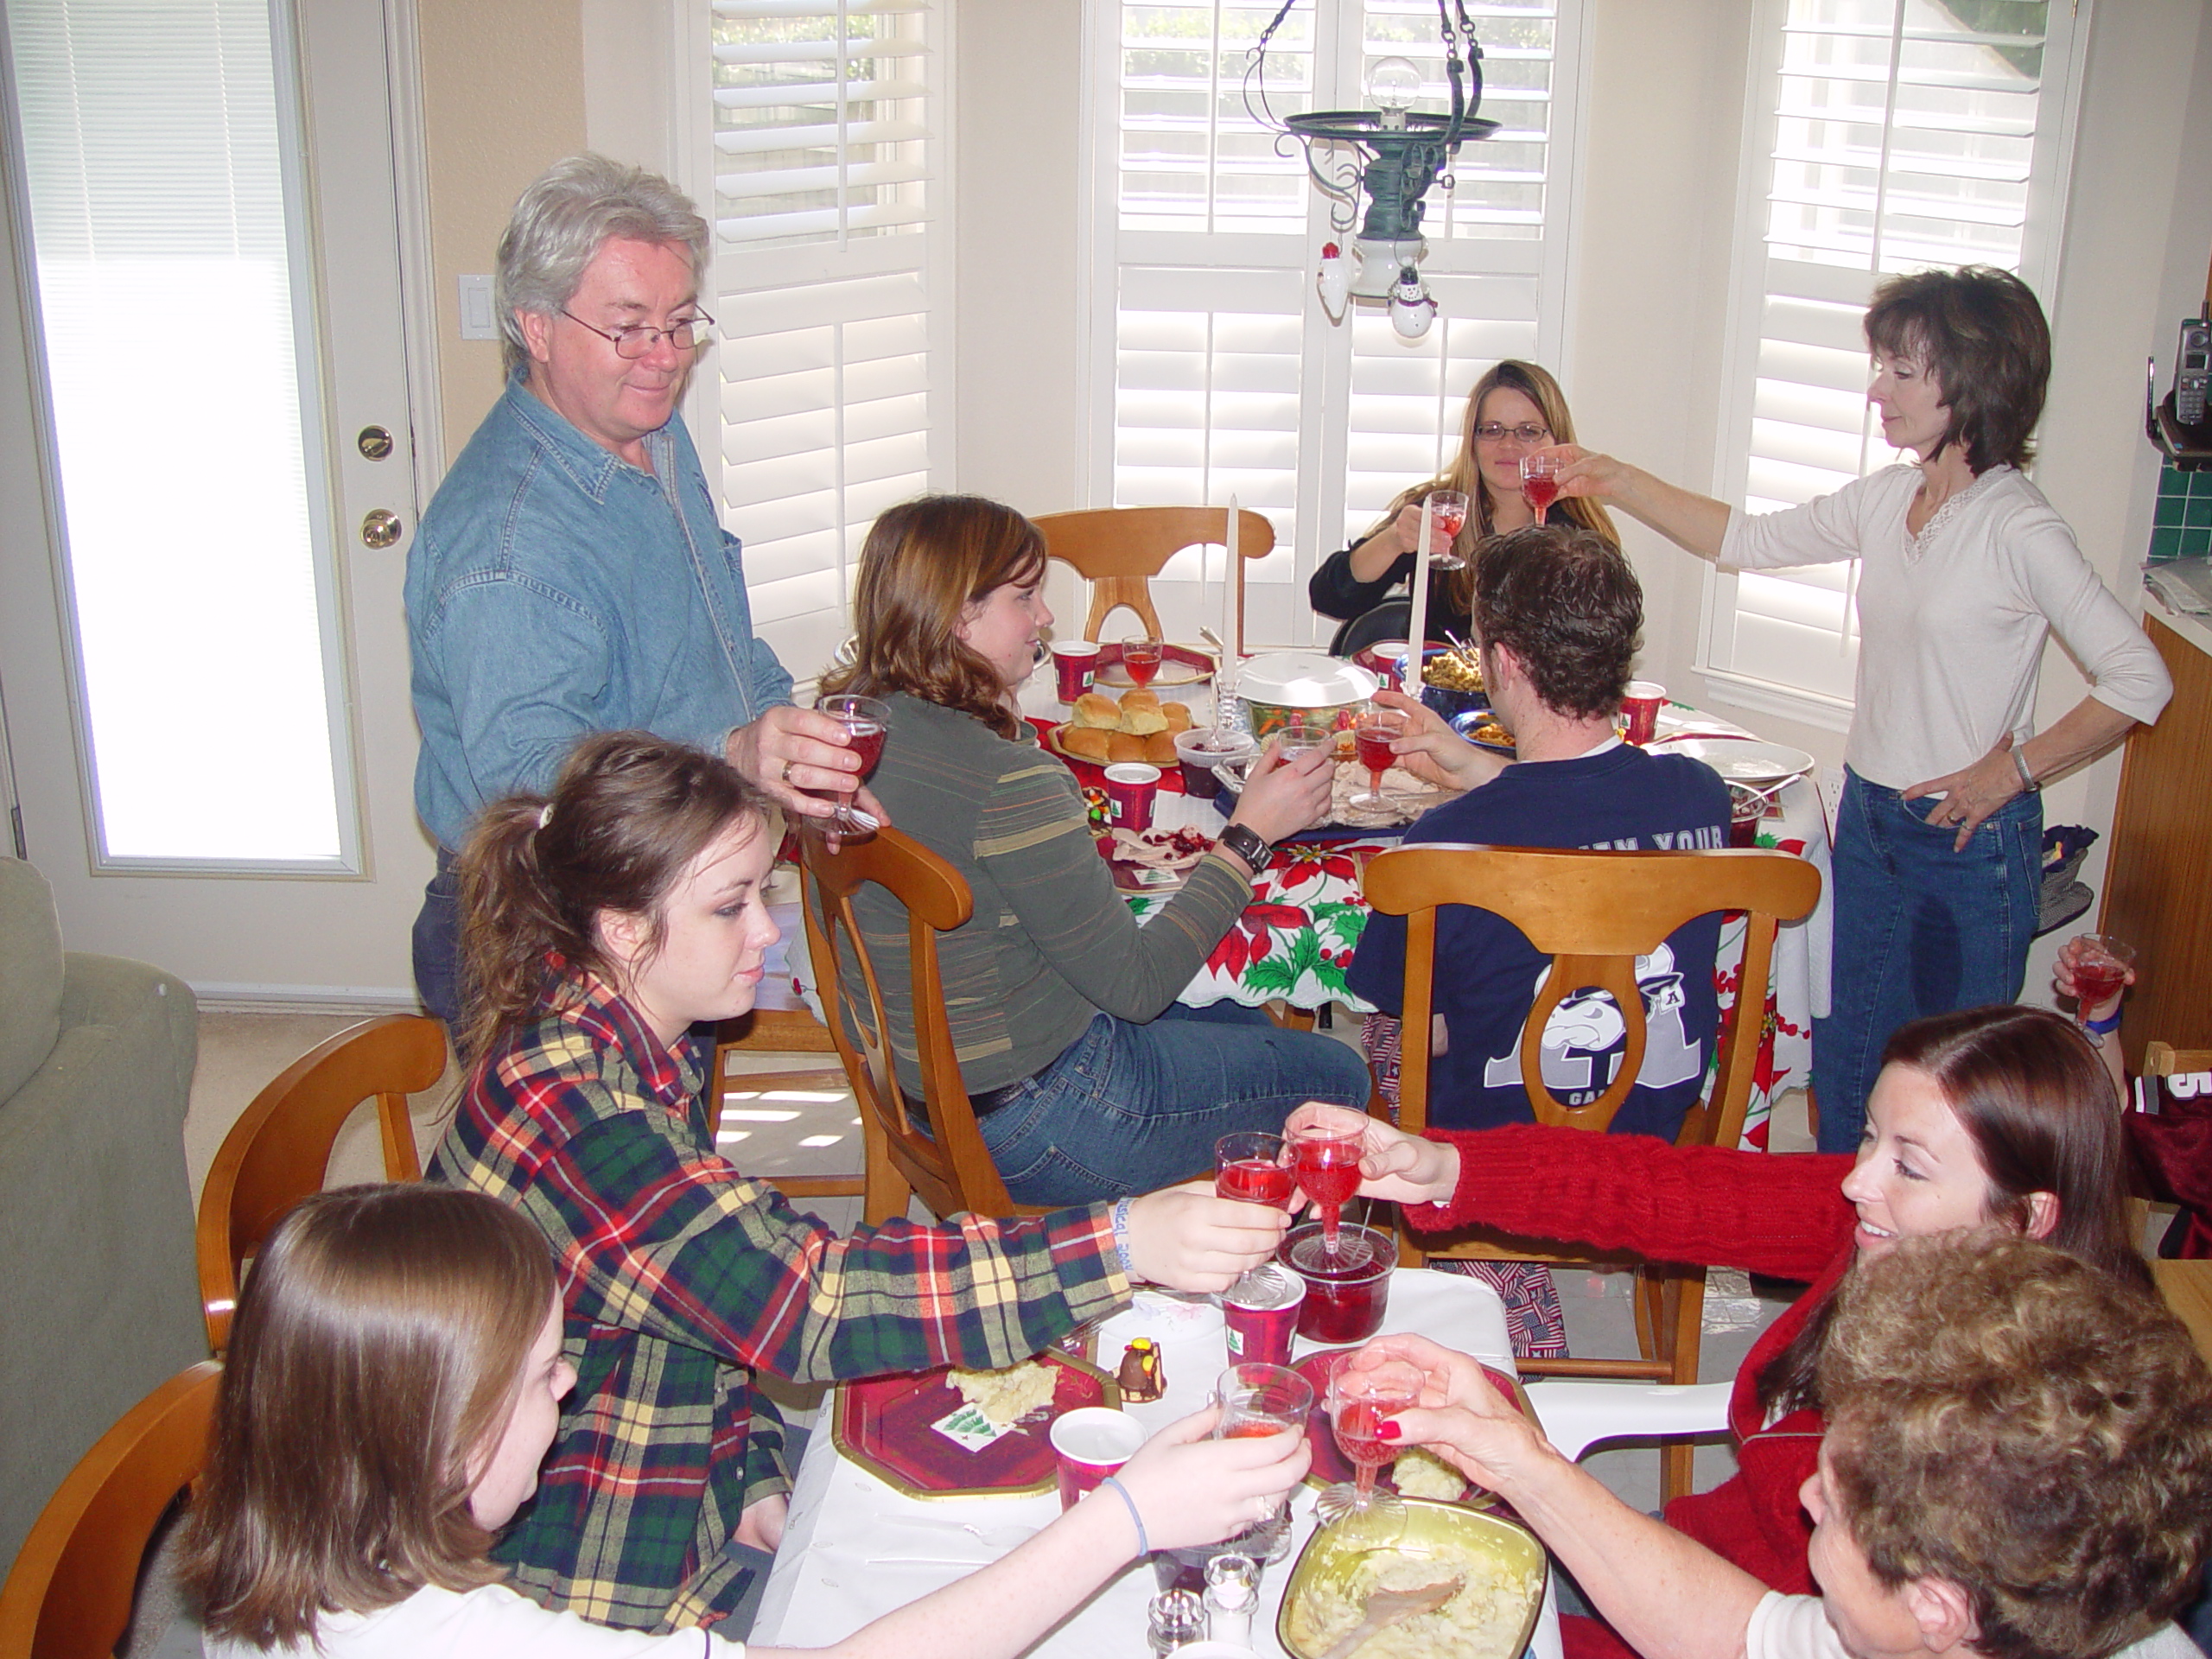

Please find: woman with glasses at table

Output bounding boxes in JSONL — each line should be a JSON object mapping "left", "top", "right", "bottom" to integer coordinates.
{"left": 819, "top": 493, "right": 1373, "bottom": 1208}
{"left": 1308, "top": 359, "right": 1620, "bottom": 649}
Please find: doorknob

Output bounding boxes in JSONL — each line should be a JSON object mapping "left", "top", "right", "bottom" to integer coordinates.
{"left": 357, "top": 425, "right": 394, "bottom": 460}
{"left": 360, "top": 509, "right": 403, "bottom": 549}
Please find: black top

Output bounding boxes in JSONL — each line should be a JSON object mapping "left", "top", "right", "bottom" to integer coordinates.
{"left": 1308, "top": 540, "right": 1471, "bottom": 643}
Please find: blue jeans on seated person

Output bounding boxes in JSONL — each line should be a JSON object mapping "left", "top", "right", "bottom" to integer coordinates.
{"left": 1811, "top": 767, "right": 2039, "bottom": 1155}
{"left": 976, "top": 1002, "right": 1373, "bottom": 1205}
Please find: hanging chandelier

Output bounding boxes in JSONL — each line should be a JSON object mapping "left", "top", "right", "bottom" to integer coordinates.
{"left": 1244, "top": 0, "right": 1497, "bottom": 339}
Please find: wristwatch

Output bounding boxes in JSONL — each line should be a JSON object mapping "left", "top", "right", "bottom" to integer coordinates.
{"left": 1218, "top": 823, "right": 1274, "bottom": 871}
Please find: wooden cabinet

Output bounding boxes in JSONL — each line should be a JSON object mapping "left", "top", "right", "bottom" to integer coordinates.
{"left": 2102, "top": 612, "right": 2212, "bottom": 1071}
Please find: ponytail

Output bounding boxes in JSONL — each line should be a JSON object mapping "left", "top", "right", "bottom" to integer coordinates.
{"left": 453, "top": 731, "right": 773, "bottom": 1058}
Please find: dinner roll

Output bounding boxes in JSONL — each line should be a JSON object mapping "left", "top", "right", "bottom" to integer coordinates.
{"left": 1106, "top": 732, "right": 1147, "bottom": 765}
{"left": 1072, "top": 691, "right": 1122, "bottom": 730}
{"left": 1117, "top": 690, "right": 1168, "bottom": 735}
{"left": 1160, "top": 701, "right": 1193, "bottom": 733}
{"left": 1060, "top": 726, "right": 1112, "bottom": 763}
{"left": 1143, "top": 731, "right": 1179, "bottom": 767}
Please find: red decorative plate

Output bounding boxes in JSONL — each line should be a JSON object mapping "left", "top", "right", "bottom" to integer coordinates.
{"left": 1292, "top": 1349, "right": 1528, "bottom": 1499}
{"left": 832, "top": 1351, "right": 1119, "bottom": 1500}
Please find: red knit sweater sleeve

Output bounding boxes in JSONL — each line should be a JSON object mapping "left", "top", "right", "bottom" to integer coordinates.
{"left": 1405, "top": 1125, "right": 1856, "bottom": 1281}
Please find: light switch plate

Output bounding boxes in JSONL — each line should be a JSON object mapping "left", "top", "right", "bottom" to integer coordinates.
{"left": 458, "top": 274, "right": 497, "bottom": 340}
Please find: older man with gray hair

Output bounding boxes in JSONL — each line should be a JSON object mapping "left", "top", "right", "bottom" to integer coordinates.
{"left": 405, "top": 155, "right": 869, "bottom": 1025}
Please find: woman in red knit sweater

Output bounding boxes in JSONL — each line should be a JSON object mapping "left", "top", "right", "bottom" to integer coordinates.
{"left": 1291, "top": 1005, "right": 2144, "bottom": 1619}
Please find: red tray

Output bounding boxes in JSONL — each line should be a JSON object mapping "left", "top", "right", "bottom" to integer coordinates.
{"left": 1293, "top": 1349, "right": 1528, "bottom": 1499}
{"left": 833, "top": 1351, "right": 1119, "bottom": 1500}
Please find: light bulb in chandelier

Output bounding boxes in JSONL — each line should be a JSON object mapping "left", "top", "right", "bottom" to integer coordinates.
{"left": 1367, "top": 57, "right": 1421, "bottom": 130}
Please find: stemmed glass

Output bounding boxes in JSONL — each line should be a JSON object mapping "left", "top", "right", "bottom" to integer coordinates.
{"left": 1424, "top": 489, "right": 1470, "bottom": 571}
{"left": 1520, "top": 454, "right": 1565, "bottom": 522}
{"left": 1122, "top": 636, "right": 1164, "bottom": 690}
{"left": 1316, "top": 1356, "right": 1420, "bottom": 1541}
{"left": 2068, "top": 935, "right": 2135, "bottom": 1027}
{"left": 1214, "top": 1132, "right": 1295, "bottom": 1209}
{"left": 811, "top": 693, "right": 888, "bottom": 842}
{"left": 1275, "top": 717, "right": 1332, "bottom": 763}
{"left": 1288, "top": 1121, "right": 1363, "bottom": 1261}
{"left": 1214, "top": 1363, "right": 1314, "bottom": 1565}
{"left": 1351, "top": 709, "right": 1405, "bottom": 813}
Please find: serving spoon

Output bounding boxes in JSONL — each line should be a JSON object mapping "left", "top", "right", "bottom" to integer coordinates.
{"left": 1314, "top": 1573, "right": 1466, "bottom": 1659}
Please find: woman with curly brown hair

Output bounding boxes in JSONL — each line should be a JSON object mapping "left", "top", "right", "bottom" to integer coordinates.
{"left": 1290, "top": 1003, "right": 2151, "bottom": 1659}
{"left": 1308, "top": 358, "right": 1620, "bottom": 645}
{"left": 820, "top": 493, "right": 1372, "bottom": 1206}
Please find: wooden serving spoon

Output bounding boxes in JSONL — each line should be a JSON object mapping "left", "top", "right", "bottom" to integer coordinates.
{"left": 1315, "top": 1573, "right": 1466, "bottom": 1659}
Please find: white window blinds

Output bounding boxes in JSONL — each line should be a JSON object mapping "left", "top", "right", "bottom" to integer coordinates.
{"left": 700, "top": 0, "right": 938, "bottom": 683}
{"left": 1091, "top": 0, "right": 1584, "bottom": 647}
{"left": 1701, "top": 0, "right": 2083, "bottom": 721}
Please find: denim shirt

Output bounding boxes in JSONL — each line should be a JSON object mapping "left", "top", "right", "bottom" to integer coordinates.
{"left": 407, "top": 372, "right": 793, "bottom": 849}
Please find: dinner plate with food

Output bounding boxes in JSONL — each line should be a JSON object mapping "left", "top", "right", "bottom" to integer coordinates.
{"left": 832, "top": 1352, "right": 1119, "bottom": 1500}
{"left": 1045, "top": 686, "right": 1198, "bottom": 772}
{"left": 1210, "top": 747, "right": 1465, "bottom": 838}
{"left": 1277, "top": 1497, "right": 1547, "bottom": 1659}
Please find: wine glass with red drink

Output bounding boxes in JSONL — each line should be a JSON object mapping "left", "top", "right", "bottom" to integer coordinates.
{"left": 2068, "top": 934, "right": 2136, "bottom": 1027}
{"left": 1351, "top": 709, "right": 1405, "bottom": 813}
{"left": 1122, "top": 636, "right": 1164, "bottom": 690}
{"left": 813, "top": 694, "right": 888, "bottom": 842}
{"left": 1214, "top": 1132, "right": 1295, "bottom": 1209}
{"left": 1152, "top": 1363, "right": 1314, "bottom": 1588}
{"left": 1424, "top": 489, "right": 1470, "bottom": 572}
{"left": 1520, "top": 453, "right": 1565, "bottom": 521}
{"left": 1315, "top": 1356, "right": 1420, "bottom": 1539}
{"left": 1288, "top": 1122, "right": 1364, "bottom": 1261}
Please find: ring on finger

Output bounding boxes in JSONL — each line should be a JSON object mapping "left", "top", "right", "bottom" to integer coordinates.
{"left": 780, "top": 759, "right": 795, "bottom": 785}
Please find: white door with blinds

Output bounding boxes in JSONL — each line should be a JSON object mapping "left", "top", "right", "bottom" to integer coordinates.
{"left": 0, "top": 0, "right": 432, "bottom": 1001}
{"left": 687, "top": 0, "right": 943, "bottom": 690}
{"left": 1699, "top": 0, "right": 2086, "bottom": 726}
{"left": 1087, "top": 0, "right": 1586, "bottom": 647}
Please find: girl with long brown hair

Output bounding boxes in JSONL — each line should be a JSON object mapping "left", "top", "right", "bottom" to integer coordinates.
{"left": 1287, "top": 1003, "right": 2147, "bottom": 1659}
{"left": 183, "top": 1184, "right": 1306, "bottom": 1656}
{"left": 1309, "top": 359, "right": 1619, "bottom": 646}
{"left": 429, "top": 728, "right": 1300, "bottom": 1630}
{"left": 820, "top": 494, "right": 1372, "bottom": 1207}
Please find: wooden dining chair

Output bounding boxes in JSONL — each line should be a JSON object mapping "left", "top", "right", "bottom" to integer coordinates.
{"left": 800, "top": 827, "right": 1047, "bottom": 1224}
{"left": 1036, "top": 506, "right": 1274, "bottom": 645}
{"left": 196, "top": 1014, "right": 448, "bottom": 1352}
{"left": 1363, "top": 842, "right": 1822, "bottom": 1503}
{"left": 0, "top": 1361, "right": 220, "bottom": 1659}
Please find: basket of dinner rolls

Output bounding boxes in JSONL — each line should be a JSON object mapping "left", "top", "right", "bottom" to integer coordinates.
{"left": 1055, "top": 688, "right": 1195, "bottom": 767}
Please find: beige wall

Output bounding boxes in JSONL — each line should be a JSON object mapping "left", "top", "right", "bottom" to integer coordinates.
{"left": 416, "top": 0, "right": 588, "bottom": 459}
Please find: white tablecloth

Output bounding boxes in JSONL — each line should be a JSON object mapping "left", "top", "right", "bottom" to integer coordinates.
{"left": 753, "top": 1268, "right": 1562, "bottom": 1659}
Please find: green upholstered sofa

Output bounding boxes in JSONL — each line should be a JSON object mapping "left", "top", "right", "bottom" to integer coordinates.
{"left": 0, "top": 857, "right": 203, "bottom": 1577}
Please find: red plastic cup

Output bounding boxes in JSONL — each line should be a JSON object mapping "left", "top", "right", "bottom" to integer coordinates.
{"left": 1357, "top": 640, "right": 1412, "bottom": 690}
{"left": 1050, "top": 1406, "right": 1145, "bottom": 1509}
{"left": 1102, "top": 762, "right": 1161, "bottom": 832}
{"left": 1620, "top": 681, "right": 1666, "bottom": 746}
{"left": 1279, "top": 1222, "right": 1394, "bottom": 1343}
{"left": 1728, "top": 785, "right": 1768, "bottom": 848}
{"left": 1052, "top": 640, "right": 1102, "bottom": 702}
{"left": 1223, "top": 1264, "right": 1307, "bottom": 1369}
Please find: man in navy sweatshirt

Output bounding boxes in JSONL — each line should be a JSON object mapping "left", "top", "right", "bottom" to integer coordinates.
{"left": 1348, "top": 524, "right": 1730, "bottom": 1138}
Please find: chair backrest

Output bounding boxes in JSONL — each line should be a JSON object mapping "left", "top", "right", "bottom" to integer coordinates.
{"left": 1035, "top": 506, "right": 1275, "bottom": 644}
{"left": 2145, "top": 1041, "right": 2212, "bottom": 1077}
{"left": 799, "top": 827, "right": 1027, "bottom": 1218}
{"left": 0, "top": 1362, "right": 220, "bottom": 1659}
{"left": 1363, "top": 844, "right": 1822, "bottom": 1147}
{"left": 196, "top": 1014, "right": 448, "bottom": 1351}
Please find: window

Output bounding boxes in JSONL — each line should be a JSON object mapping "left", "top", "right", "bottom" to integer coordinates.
{"left": 690, "top": 0, "right": 941, "bottom": 683}
{"left": 1088, "top": 0, "right": 1588, "bottom": 645}
{"left": 1, "top": 0, "right": 354, "bottom": 868}
{"left": 1699, "top": 0, "right": 2086, "bottom": 725}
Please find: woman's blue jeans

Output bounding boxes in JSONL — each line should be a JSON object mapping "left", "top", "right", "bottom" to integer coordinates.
{"left": 976, "top": 1002, "right": 1374, "bottom": 1205}
{"left": 1811, "top": 767, "right": 2040, "bottom": 1154}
